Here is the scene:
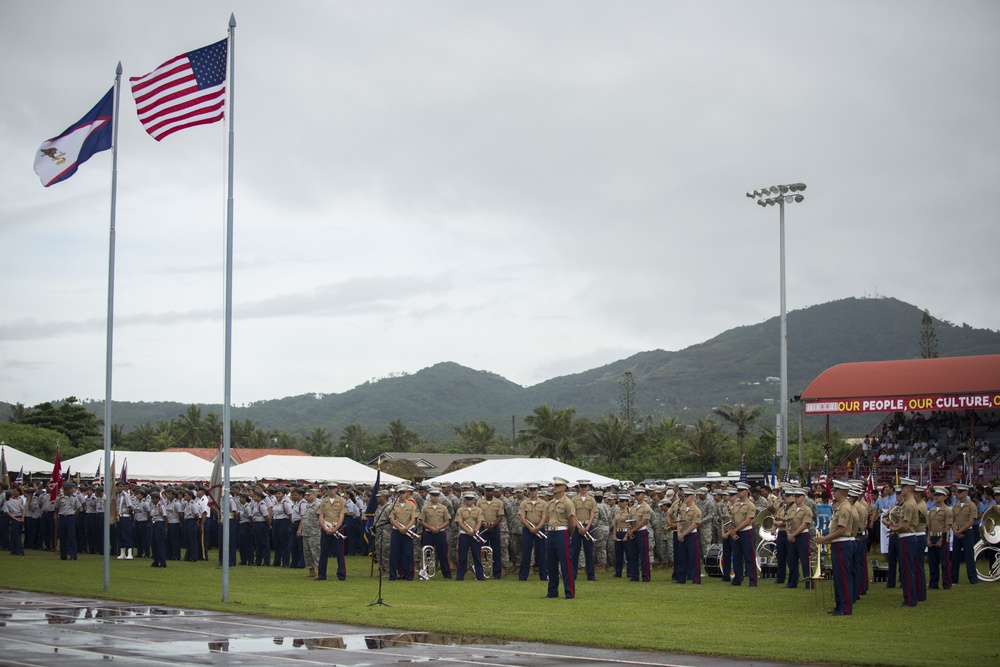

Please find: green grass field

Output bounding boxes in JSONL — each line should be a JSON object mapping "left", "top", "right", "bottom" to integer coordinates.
{"left": 4, "top": 552, "right": 998, "bottom": 667}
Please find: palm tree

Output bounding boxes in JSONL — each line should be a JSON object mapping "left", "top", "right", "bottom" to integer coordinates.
{"left": 587, "top": 414, "right": 633, "bottom": 469}
{"left": 304, "top": 427, "right": 332, "bottom": 455}
{"left": 126, "top": 422, "right": 156, "bottom": 451}
{"left": 453, "top": 420, "right": 498, "bottom": 455}
{"left": 7, "top": 402, "right": 28, "bottom": 423}
{"left": 522, "top": 404, "right": 587, "bottom": 462}
{"left": 340, "top": 424, "right": 374, "bottom": 461}
{"left": 151, "top": 420, "right": 176, "bottom": 450}
{"left": 680, "top": 418, "right": 730, "bottom": 471}
{"left": 382, "top": 419, "right": 419, "bottom": 453}
{"left": 231, "top": 419, "right": 259, "bottom": 449}
{"left": 202, "top": 412, "right": 223, "bottom": 446}
{"left": 713, "top": 403, "right": 764, "bottom": 457}
{"left": 175, "top": 405, "right": 204, "bottom": 448}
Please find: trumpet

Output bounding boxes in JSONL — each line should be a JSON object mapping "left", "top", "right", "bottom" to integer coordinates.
{"left": 406, "top": 526, "right": 421, "bottom": 540}
{"left": 419, "top": 545, "right": 436, "bottom": 580}
{"left": 323, "top": 520, "right": 346, "bottom": 539}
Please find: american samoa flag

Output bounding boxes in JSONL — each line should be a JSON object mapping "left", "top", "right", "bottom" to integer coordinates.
{"left": 130, "top": 38, "right": 227, "bottom": 141}
{"left": 34, "top": 87, "right": 114, "bottom": 187}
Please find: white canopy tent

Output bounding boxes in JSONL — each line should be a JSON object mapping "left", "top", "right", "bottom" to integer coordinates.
{"left": 0, "top": 443, "right": 53, "bottom": 475}
{"left": 423, "top": 457, "right": 619, "bottom": 488}
{"left": 61, "top": 450, "right": 215, "bottom": 482}
{"left": 229, "top": 455, "right": 405, "bottom": 485}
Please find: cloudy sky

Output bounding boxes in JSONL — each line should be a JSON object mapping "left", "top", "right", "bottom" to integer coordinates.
{"left": 2, "top": 2, "right": 998, "bottom": 408}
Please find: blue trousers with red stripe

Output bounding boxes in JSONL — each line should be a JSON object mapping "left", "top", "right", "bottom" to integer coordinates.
{"left": 545, "top": 529, "right": 575, "bottom": 598}
{"left": 422, "top": 529, "right": 450, "bottom": 578}
{"left": 676, "top": 531, "right": 701, "bottom": 583}
{"left": 632, "top": 529, "right": 651, "bottom": 581}
{"left": 900, "top": 534, "right": 919, "bottom": 606}
{"left": 733, "top": 528, "right": 757, "bottom": 585}
{"left": 831, "top": 540, "right": 855, "bottom": 614}
{"left": 787, "top": 531, "right": 810, "bottom": 588}
{"left": 318, "top": 531, "right": 347, "bottom": 580}
{"left": 388, "top": 530, "right": 413, "bottom": 581}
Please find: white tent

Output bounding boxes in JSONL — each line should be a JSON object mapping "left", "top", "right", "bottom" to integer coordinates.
{"left": 61, "top": 450, "right": 215, "bottom": 482}
{"left": 1, "top": 443, "right": 53, "bottom": 475}
{"left": 229, "top": 455, "right": 405, "bottom": 485}
{"left": 423, "top": 457, "right": 619, "bottom": 488}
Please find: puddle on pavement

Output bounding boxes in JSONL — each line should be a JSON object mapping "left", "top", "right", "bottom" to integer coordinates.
{"left": 206, "top": 633, "right": 503, "bottom": 653}
{"left": 0, "top": 605, "right": 201, "bottom": 626}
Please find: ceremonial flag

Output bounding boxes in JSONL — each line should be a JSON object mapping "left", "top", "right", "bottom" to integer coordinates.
{"left": 130, "top": 39, "right": 227, "bottom": 141}
{"left": 0, "top": 445, "right": 7, "bottom": 485}
{"left": 823, "top": 455, "right": 832, "bottom": 496}
{"left": 865, "top": 472, "right": 875, "bottom": 504}
{"left": 49, "top": 444, "right": 62, "bottom": 501}
{"left": 363, "top": 467, "right": 381, "bottom": 551}
{"left": 770, "top": 456, "right": 776, "bottom": 488}
{"left": 806, "top": 465, "right": 812, "bottom": 489}
{"left": 14, "top": 467, "right": 24, "bottom": 486}
{"left": 739, "top": 455, "right": 747, "bottom": 484}
{"left": 783, "top": 465, "right": 791, "bottom": 484}
{"left": 119, "top": 457, "right": 128, "bottom": 485}
{"left": 64, "top": 466, "right": 71, "bottom": 482}
{"left": 34, "top": 87, "right": 114, "bottom": 187}
{"left": 207, "top": 440, "right": 224, "bottom": 515}
{"left": 92, "top": 460, "right": 101, "bottom": 485}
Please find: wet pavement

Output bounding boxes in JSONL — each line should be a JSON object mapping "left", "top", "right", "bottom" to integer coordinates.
{"left": 0, "top": 590, "right": 799, "bottom": 667}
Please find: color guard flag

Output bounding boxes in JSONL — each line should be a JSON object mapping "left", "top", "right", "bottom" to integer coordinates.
{"left": 92, "top": 460, "right": 101, "bottom": 485}
{"left": 0, "top": 445, "right": 7, "bottom": 485}
{"left": 130, "top": 39, "right": 227, "bottom": 141}
{"left": 34, "top": 87, "right": 114, "bottom": 187}
{"left": 49, "top": 444, "right": 62, "bottom": 502}
{"left": 14, "top": 467, "right": 24, "bottom": 486}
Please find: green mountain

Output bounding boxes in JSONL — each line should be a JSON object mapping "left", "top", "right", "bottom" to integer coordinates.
{"left": 7, "top": 297, "right": 1000, "bottom": 441}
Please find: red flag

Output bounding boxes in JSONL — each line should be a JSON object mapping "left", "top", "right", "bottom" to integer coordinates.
{"left": 130, "top": 39, "right": 227, "bottom": 141}
{"left": 864, "top": 472, "right": 875, "bottom": 505}
{"left": 119, "top": 458, "right": 128, "bottom": 484}
{"left": 49, "top": 444, "right": 62, "bottom": 501}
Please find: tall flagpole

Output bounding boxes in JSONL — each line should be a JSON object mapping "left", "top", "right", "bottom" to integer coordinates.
{"left": 222, "top": 13, "right": 237, "bottom": 603}
{"left": 103, "top": 62, "right": 123, "bottom": 592}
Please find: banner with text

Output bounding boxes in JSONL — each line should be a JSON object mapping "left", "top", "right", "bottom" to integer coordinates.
{"left": 805, "top": 392, "right": 1000, "bottom": 415}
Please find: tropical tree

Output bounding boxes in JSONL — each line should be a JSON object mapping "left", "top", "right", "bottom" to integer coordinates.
{"left": 522, "top": 404, "right": 588, "bottom": 462}
{"left": 379, "top": 419, "right": 421, "bottom": 453}
{"left": 202, "top": 412, "right": 223, "bottom": 446}
{"left": 340, "top": 424, "right": 375, "bottom": 461}
{"left": 126, "top": 422, "right": 156, "bottom": 451}
{"left": 175, "top": 405, "right": 205, "bottom": 448}
{"left": 713, "top": 403, "right": 764, "bottom": 456}
{"left": 7, "top": 402, "right": 28, "bottom": 423}
{"left": 20, "top": 397, "right": 101, "bottom": 448}
{"left": 304, "top": 427, "right": 332, "bottom": 455}
{"left": 586, "top": 414, "right": 634, "bottom": 469}
{"left": 453, "top": 420, "right": 498, "bottom": 455}
{"left": 273, "top": 431, "right": 299, "bottom": 450}
{"left": 679, "top": 418, "right": 730, "bottom": 471}
{"left": 151, "top": 420, "right": 176, "bottom": 450}
{"left": 231, "top": 419, "right": 259, "bottom": 449}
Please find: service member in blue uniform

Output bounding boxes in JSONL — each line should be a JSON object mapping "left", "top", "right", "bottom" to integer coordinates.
{"left": 541, "top": 477, "right": 579, "bottom": 599}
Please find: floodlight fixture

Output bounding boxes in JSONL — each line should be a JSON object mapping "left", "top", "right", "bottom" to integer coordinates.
{"left": 744, "top": 180, "right": 808, "bottom": 473}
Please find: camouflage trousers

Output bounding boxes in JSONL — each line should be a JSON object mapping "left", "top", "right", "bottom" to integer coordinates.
{"left": 592, "top": 527, "right": 610, "bottom": 566}
{"left": 508, "top": 527, "right": 522, "bottom": 569}
{"left": 655, "top": 529, "right": 673, "bottom": 566}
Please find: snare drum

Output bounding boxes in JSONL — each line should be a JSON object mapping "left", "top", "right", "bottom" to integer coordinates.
{"left": 704, "top": 543, "right": 724, "bottom": 577}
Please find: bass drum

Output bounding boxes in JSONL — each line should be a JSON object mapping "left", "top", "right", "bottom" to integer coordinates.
{"left": 704, "top": 543, "right": 724, "bottom": 577}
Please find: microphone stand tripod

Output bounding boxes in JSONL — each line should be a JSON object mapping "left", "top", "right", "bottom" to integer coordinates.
{"left": 368, "top": 503, "right": 394, "bottom": 607}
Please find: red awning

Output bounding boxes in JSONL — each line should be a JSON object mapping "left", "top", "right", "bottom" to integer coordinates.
{"left": 800, "top": 354, "right": 1000, "bottom": 415}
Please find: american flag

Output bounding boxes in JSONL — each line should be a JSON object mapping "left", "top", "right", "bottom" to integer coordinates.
{"left": 130, "top": 38, "right": 227, "bottom": 141}
{"left": 92, "top": 460, "right": 101, "bottom": 485}
{"left": 739, "top": 454, "right": 747, "bottom": 484}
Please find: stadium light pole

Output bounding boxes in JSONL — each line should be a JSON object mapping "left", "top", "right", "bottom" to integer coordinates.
{"left": 746, "top": 183, "right": 806, "bottom": 474}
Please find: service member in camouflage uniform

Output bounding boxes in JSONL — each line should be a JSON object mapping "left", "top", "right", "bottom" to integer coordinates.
{"left": 591, "top": 489, "right": 610, "bottom": 571}
{"left": 372, "top": 491, "right": 393, "bottom": 573}
{"left": 652, "top": 498, "right": 670, "bottom": 568}
{"left": 695, "top": 487, "right": 715, "bottom": 563}
{"left": 505, "top": 487, "right": 523, "bottom": 572}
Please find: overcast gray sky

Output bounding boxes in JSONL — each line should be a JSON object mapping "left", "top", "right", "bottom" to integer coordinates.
{"left": 2, "top": 2, "right": 999, "bottom": 408}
